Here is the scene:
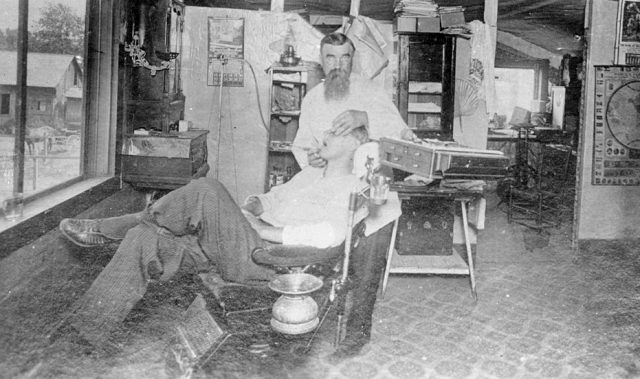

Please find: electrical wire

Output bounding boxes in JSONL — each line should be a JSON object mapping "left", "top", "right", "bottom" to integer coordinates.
{"left": 210, "top": 57, "right": 270, "bottom": 133}
{"left": 227, "top": 90, "right": 240, "bottom": 200}
{"left": 208, "top": 56, "right": 268, "bottom": 198}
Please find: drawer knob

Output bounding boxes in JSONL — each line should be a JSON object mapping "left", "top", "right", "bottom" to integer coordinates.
{"left": 413, "top": 152, "right": 421, "bottom": 157}
{"left": 393, "top": 156, "right": 400, "bottom": 162}
{"left": 412, "top": 163, "right": 419, "bottom": 168}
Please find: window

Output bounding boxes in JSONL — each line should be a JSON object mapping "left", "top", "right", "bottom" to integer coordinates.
{"left": 0, "top": 0, "right": 118, "bottom": 211}
{"left": 493, "top": 59, "right": 550, "bottom": 125}
{"left": 0, "top": 94, "right": 9, "bottom": 115}
{"left": 494, "top": 68, "right": 535, "bottom": 120}
{"left": 34, "top": 99, "right": 48, "bottom": 113}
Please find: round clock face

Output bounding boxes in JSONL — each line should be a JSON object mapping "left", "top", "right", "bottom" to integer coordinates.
{"left": 606, "top": 81, "right": 640, "bottom": 149}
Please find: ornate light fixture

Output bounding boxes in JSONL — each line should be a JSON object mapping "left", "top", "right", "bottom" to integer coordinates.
{"left": 124, "top": 32, "right": 174, "bottom": 76}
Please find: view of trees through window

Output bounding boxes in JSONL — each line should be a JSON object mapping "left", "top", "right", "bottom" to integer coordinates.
{"left": 0, "top": 1, "right": 86, "bottom": 212}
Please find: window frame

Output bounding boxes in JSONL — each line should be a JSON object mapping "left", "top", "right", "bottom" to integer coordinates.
{"left": 494, "top": 58, "right": 550, "bottom": 105}
{"left": 9, "top": 0, "right": 119, "bottom": 202}
{"left": 0, "top": 0, "right": 120, "bottom": 241}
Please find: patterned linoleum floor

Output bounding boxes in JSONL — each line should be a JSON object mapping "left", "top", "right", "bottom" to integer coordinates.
{"left": 1, "top": 192, "right": 639, "bottom": 378}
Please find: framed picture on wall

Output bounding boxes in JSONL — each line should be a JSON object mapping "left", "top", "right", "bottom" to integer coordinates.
{"left": 207, "top": 18, "right": 245, "bottom": 86}
{"left": 614, "top": 0, "right": 640, "bottom": 65}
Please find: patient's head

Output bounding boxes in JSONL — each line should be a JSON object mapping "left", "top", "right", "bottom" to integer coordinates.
{"left": 319, "top": 125, "right": 369, "bottom": 161}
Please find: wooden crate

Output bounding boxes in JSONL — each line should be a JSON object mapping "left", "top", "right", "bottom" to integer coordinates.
{"left": 121, "top": 130, "right": 209, "bottom": 189}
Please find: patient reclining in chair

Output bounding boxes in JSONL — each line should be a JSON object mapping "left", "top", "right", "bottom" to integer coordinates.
{"left": 57, "top": 125, "right": 388, "bottom": 353}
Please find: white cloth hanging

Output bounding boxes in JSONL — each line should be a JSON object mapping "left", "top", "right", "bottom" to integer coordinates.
{"left": 467, "top": 20, "right": 497, "bottom": 116}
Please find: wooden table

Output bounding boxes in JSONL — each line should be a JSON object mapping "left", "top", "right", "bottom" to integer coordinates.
{"left": 381, "top": 185, "right": 484, "bottom": 300}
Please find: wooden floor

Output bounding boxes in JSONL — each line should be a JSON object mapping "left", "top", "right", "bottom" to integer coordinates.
{"left": 1, "top": 187, "right": 640, "bottom": 378}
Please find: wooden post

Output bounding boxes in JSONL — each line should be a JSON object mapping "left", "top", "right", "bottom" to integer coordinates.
{"left": 350, "top": 0, "right": 361, "bottom": 18}
{"left": 484, "top": 0, "right": 498, "bottom": 53}
{"left": 270, "top": 0, "right": 284, "bottom": 12}
{"left": 13, "top": 0, "right": 28, "bottom": 195}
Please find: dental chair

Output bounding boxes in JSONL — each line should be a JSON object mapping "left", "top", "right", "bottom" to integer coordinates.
{"left": 165, "top": 142, "right": 398, "bottom": 377}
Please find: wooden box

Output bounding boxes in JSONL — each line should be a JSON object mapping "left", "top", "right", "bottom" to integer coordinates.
{"left": 395, "top": 17, "right": 417, "bottom": 33}
{"left": 417, "top": 17, "right": 441, "bottom": 32}
{"left": 440, "top": 11, "right": 466, "bottom": 28}
{"left": 121, "top": 130, "right": 209, "bottom": 189}
{"left": 379, "top": 137, "right": 509, "bottom": 180}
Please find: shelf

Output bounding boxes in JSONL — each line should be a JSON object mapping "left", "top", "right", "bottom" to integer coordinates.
{"left": 272, "top": 72, "right": 308, "bottom": 83}
{"left": 389, "top": 248, "right": 470, "bottom": 275}
{"left": 396, "top": 34, "right": 455, "bottom": 140}
{"left": 269, "top": 141, "right": 294, "bottom": 152}
{"left": 272, "top": 79, "right": 306, "bottom": 85}
{"left": 408, "top": 81, "right": 442, "bottom": 94}
{"left": 271, "top": 110, "right": 301, "bottom": 117}
{"left": 408, "top": 103, "right": 441, "bottom": 113}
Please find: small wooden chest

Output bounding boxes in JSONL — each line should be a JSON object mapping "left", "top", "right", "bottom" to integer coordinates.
{"left": 380, "top": 137, "right": 509, "bottom": 180}
{"left": 121, "top": 130, "right": 209, "bottom": 189}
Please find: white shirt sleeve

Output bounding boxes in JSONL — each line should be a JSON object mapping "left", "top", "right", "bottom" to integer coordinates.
{"left": 282, "top": 222, "right": 338, "bottom": 248}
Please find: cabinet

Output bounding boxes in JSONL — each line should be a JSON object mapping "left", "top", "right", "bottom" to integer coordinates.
{"left": 507, "top": 128, "right": 575, "bottom": 230}
{"left": 396, "top": 33, "right": 456, "bottom": 140}
{"left": 120, "top": 0, "right": 185, "bottom": 135}
{"left": 118, "top": 0, "right": 208, "bottom": 189}
{"left": 265, "top": 63, "right": 321, "bottom": 190}
{"left": 121, "top": 130, "right": 209, "bottom": 190}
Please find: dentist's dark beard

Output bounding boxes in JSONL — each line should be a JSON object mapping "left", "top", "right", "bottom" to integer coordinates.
{"left": 324, "top": 68, "right": 350, "bottom": 101}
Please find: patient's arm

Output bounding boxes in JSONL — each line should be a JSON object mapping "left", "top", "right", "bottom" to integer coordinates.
{"left": 242, "top": 210, "right": 283, "bottom": 243}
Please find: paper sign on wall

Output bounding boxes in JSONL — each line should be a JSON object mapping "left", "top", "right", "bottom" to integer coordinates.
{"left": 207, "top": 18, "right": 245, "bottom": 86}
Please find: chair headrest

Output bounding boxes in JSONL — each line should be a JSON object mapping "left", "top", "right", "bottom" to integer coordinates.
{"left": 353, "top": 141, "right": 380, "bottom": 179}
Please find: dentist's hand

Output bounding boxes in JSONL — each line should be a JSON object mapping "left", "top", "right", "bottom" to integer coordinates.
{"left": 330, "top": 110, "right": 368, "bottom": 136}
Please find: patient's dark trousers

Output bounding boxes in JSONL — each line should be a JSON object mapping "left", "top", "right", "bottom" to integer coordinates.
{"left": 347, "top": 222, "right": 392, "bottom": 339}
{"left": 69, "top": 178, "right": 272, "bottom": 345}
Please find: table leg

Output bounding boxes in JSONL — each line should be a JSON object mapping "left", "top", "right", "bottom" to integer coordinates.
{"left": 381, "top": 217, "right": 400, "bottom": 299}
{"left": 460, "top": 201, "right": 477, "bottom": 300}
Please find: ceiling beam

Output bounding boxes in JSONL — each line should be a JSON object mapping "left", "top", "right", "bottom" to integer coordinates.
{"left": 485, "top": 0, "right": 498, "bottom": 55}
{"left": 270, "top": 0, "right": 284, "bottom": 12}
{"left": 500, "top": 0, "right": 562, "bottom": 19}
{"left": 350, "top": 0, "right": 360, "bottom": 17}
{"left": 497, "top": 30, "right": 562, "bottom": 67}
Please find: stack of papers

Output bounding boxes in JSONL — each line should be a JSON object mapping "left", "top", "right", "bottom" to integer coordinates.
{"left": 438, "top": 6, "right": 464, "bottom": 14}
{"left": 394, "top": 0, "right": 439, "bottom": 17}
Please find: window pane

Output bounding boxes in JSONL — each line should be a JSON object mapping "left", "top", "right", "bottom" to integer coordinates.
{"left": 0, "top": 1, "right": 86, "bottom": 205}
{"left": 494, "top": 68, "right": 535, "bottom": 122}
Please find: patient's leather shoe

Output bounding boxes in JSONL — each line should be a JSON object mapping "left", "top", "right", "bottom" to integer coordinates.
{"left": 59, "top": 218, "right": 120, "bottom": 247}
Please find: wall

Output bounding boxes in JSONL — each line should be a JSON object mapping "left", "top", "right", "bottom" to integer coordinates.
{"left": 182, "top": 7, "right": 323, "bottom": 202}
{"left": 576, "top": 0, "right": 640, "bottom": 239}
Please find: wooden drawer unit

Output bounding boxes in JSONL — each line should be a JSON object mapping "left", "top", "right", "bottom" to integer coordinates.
{"left": 381, "top": 138, "right": 439, "bottom": 179}
{"left": 121, "top": 130, "right": 209, "bottom": 189}
{"left": 380, "top": 137, "right": 509, "bottom": 180}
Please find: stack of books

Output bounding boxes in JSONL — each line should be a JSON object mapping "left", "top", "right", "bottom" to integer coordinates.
{"left": 438, "top": 6, "right": 464, "bottom": 15}
{"left": 394, "top": 0, "right": 439, "bottom": 18}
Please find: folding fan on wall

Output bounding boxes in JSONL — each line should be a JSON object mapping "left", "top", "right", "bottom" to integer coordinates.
{"left": 454, "top": 78, "right": 480, "bottom": 131}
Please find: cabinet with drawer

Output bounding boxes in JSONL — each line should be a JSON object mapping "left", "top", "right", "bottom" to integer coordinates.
{"left": 380, "top": 137, "right": 510, "bottom": 180}
{"left": 121, "top": 130, "right": 209, "bottom": 189}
